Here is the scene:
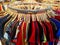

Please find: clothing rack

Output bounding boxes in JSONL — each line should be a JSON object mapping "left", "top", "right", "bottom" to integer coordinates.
{"left": 10, "top": 2, "right": 59, "bottom": 6}
{"left": 8, "top": 2, "right": 52, "bottom": 14}
{"left": 8, "top": 6, "right": 51, "bottom": 14}
{"left": 0, "top": 1, "right": 60, "bottom": 45}
{"left": 8, "top": 1, "right": 59, "bottom": 14}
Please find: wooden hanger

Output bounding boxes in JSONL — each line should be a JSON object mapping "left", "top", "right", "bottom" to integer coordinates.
{"left": 46, "top": 11, "right": 51, "bottom": 18}
{"left": 24, "top": 14, "right": 30, "bottom": 23}
{"left": 18, "top": 13, "right": 23, "bottom": 21}
{"left": 39, "top": 12, "right": 45, "bottom": 21}
{"left": 36, "top": 13, "right": 43, "bottom": 26}
{"left": 46, "top": 9, "right": 56, "bottom": 18}
{"left": 32, "top": 14, "right": 36, "bottom": 21}
{"left": 36, "top": 14, "right": 39, "bottom": 21}
{"left": 36, "top": 12, "right": 49, "bottom": 22}
{"left": 11, "top": 11, "right": 18, "bottom": 22}
{"left": 36, "top": 12, "right": 42, "bottom": 22}
{"left": 43, "top": 13, "right": 50, "bottom": 22}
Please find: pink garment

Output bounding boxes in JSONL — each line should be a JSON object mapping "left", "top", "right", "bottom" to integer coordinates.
{"left": 54, "top": 10, "right": 60, "bottom": 14}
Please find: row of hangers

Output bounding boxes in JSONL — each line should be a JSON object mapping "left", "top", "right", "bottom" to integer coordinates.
{"left": 8, "top": 1, "right": 60, "bottom": 14}
{"left": 20, "top": 10, "right": 56, "bottom": 22}
{"left": 0, "top": 1, "right": 58, "bottom": 22}
{"left": 5, "top": 8, "right": 57, "bottom": 23}
{"left": 0, "top": 0, "right": 59, "bottom": 15}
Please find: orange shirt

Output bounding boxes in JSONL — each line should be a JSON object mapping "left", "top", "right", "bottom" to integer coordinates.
{"left": 0, "top": 5, "right": 2, "bottom": 11}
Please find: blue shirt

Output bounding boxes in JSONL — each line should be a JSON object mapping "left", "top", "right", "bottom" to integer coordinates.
{"left": 50, "top": 18, "right": 60, "bottom": 37}
{"left": 49, "top": 42, "right": 53, "bottom": 45}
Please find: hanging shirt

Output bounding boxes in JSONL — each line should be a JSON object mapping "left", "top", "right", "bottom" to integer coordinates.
{"left": 43, "top": 21, "right": 54, "bottom": 42}
{"left": 41, "top": 21, "right": 47, "bottom": 43}
{"left": 16, "top": 21, "right": 24, "bottom": 45}
{"left": 29, "top": 21, "right": 36, "bottom": 43}
{"left": 4, "top": 15, "right": 17, "bottom": 41}
{"left": 5, "top": 16, "right": 14, "bottom": 33}
{"left": 4, "top": 15, "right": 15, "bottom": 45}
{"left": 37, "top": 21, "right": 44, "bottom": 45}
{"left": 11, "top": 21, "right": 19, "bottom": 43}
{"left": 23, "top": 22, "right": 26, "bottom": 41}
{"left": 11, "top": 16, "right": 18, "bottom": 40}
{"left": 4, "top": 16, "right": 15, "bottom": 42}
{"left": 19, "top": 21, "right": 26, "bottom": 45}
{"left": 27, "top": 22, "right": 32, "bottom": 42}
{"left": 11, "top": 21, "right": 19, "bottom": 40}
{"left": 50, "top": 20, "right": 57, "bottom": 39}
{"left": 50, "top": 18, "right": 60, "bottom": 38}
{"left": 27, "top": 17, "right": 32, "bottom": 42}
{"left": 34, "top": 21, "right": 40, "bottom": 45}
{"left": 42, "top": 22, "right": 50, "bottom": 42}
{"left": 28, "top": 21, "right": 38, "bottom": 45}
{"left": 0, "top": 14, "right": 11, "bottom": 39}
{"left": 27, "top": 22, "right": 32, "bottom": 45}
{"left": 14, "top": 20, "right": 23, "bottom": 39}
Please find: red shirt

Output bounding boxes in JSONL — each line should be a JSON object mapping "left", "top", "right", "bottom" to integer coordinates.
{"left": 29, "top": 21, "right": 36, "bottom": 43}
{"left": 41, "top": 22, "right": 47, "bottom": 38}
{"left": 44, "top": 22, "right": 54, "bottom": 42}
{"left": 35, "top": 21, "right": 40, "bottom": 45}
{"left": 16, "top": 21, "right": 24, "bottom": 45}
{"left": 23, "top": 22, "right": 26, "bottom": 42}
